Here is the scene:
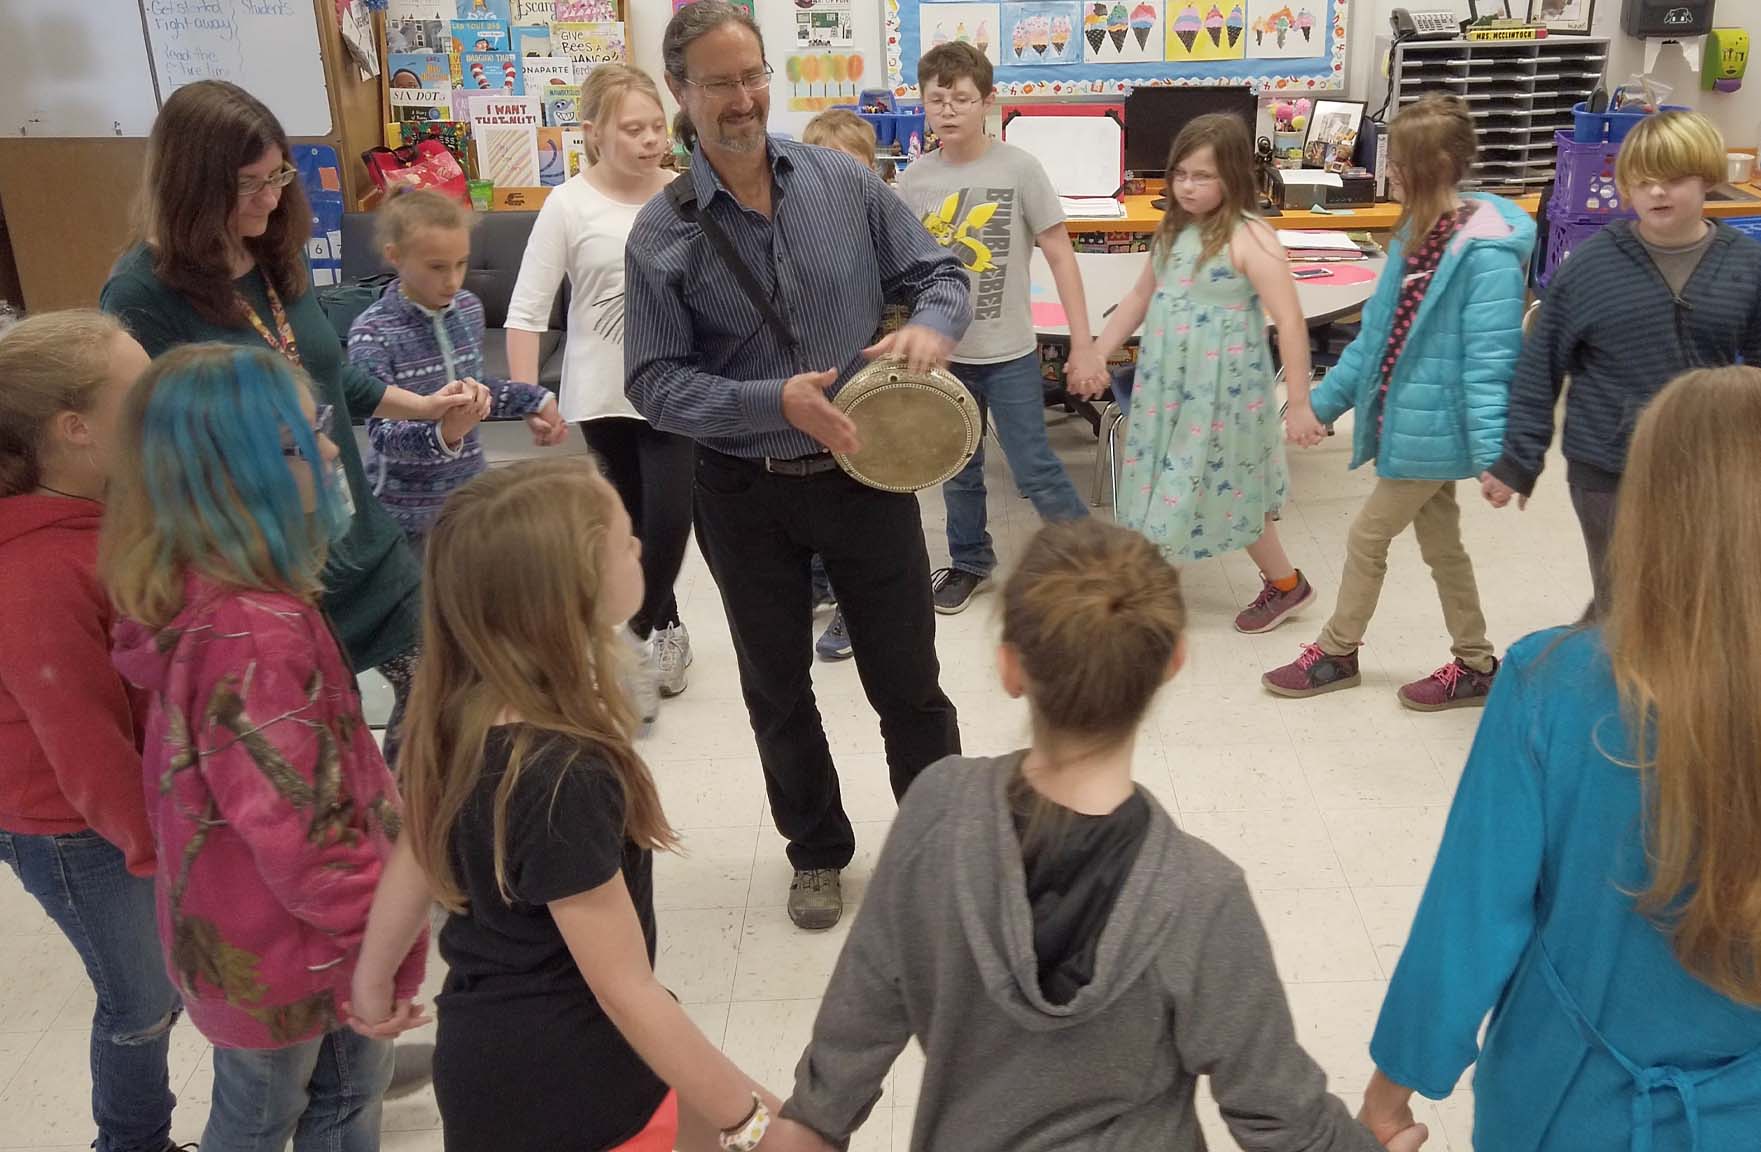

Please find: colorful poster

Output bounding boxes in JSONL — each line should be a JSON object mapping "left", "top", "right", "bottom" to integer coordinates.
{"left": 921, "top": 4, "right": 1002, "bottom": 66}
{"left": 784, "top": 52, "right": 868, "bottom": 111}
{"left": 1003, "top": 3, "right": 1082, "bottom": 66}
{"left": 1167, "top": 3, "right": 1247, "bottom": 62}
{"left": 1082, "top": 1, "right": 1163, "bottom": 64}
{"left": 1244, "top": 0, "right": 1320, "bottom": 59}
{"left": 796, "top": 0, "right": 855, "bottom": 48}
{"left": 557, "top": 0, "right": 619, "bottom": 19}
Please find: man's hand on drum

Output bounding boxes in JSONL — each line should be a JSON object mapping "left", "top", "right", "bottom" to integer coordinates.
{"left": 782, "top": 368, "right": 862, "bottom": 456}
{"left": 863, "top": 324, "right": 955, "bottom": 375}
{"left": 1064, "top": 344, "right": 1110, "bottom": 400}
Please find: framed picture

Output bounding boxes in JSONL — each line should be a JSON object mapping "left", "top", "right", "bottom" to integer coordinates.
{"left": 1527, "top": 0, "right": 1595, "bottom": 34}
{"left": 1302, "top": 99, "right": 1365, "bottom": 173}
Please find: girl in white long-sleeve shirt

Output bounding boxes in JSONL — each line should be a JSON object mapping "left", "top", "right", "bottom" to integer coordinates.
{"left": 505, "top": 64, "right": 692, "bottom": 720}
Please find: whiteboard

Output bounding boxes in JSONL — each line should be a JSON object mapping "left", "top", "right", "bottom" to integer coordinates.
{"left": 0, "top": 0, "right": 332, "bottom": 139}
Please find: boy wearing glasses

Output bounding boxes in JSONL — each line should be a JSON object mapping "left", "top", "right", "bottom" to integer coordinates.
{"left": 898, "top": 42, "right": 1106, "bottom": 615}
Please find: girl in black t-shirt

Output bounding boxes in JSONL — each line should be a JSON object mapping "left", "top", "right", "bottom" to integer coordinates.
{"left": 343, "top": 457, "right": 824, "bottom": 1151}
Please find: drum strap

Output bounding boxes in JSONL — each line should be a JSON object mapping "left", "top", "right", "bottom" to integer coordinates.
{"left": 666, "top": 179, "right": 802, "bottom": 364}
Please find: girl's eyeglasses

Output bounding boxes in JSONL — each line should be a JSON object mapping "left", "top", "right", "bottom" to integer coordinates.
{"left": 283, "top": 404, "right": 333, "bottom": 460}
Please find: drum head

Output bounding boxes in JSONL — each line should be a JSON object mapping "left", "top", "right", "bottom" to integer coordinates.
{"left": 833, "top": 360, "right": 980, "bottom": 493}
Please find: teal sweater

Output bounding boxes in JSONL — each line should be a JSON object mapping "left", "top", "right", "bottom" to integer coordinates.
{"left": 101, "top": 245, "right": 421, "bottom": 672}
{"left": 1373, "top": 628, "right": 1761, "bottom": 1150}
{"left": 1309, "top": 193, "right": 1533, "bottom": 480}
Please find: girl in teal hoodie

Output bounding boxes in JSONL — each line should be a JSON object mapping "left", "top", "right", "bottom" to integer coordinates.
{"left": 1263, "top": 94, "right": 1533, "bottom": 711}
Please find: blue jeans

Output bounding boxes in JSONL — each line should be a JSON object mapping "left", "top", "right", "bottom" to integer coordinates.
{"left": 943, "top": 352, "right": 1089, "bottom": 577}
{"left": 0, "top": 828, "right": 180, "bottom": 1152}
{"left": 206, "top": 1029, "right": 393, "bottom": 1152}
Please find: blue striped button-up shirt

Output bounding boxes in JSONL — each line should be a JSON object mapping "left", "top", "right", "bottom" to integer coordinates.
{"left": 624, "top": 137, "right": 971, "bottom": 459}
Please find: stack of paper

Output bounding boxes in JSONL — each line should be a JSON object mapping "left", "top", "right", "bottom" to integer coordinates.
{"left": 1061, "top": 197, "right": 1126, "bottom": 220}
{"left": 1278, "top": 230, "right": 1368, "bottom": 261}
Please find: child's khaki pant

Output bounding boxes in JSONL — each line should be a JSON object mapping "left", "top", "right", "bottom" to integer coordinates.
{"left": 1317, "top": 478, "right": 1495, "bottom": 673}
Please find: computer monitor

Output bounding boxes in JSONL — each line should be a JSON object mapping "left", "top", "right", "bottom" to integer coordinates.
{"left": 1123, "top": 85, "right": 1258, "bottom": 176}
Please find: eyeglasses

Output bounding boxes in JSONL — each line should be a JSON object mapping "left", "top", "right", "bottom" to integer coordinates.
{"left": 238, "top": 165, "right": 299, "bottom": 199}
{"left": 283, "top": 404, "right": 333, "bottom": 459}
{"left": 684, "top": 67, "right": 773, "bottom": 100}
{"left": 924, "top": 95, "right": 983, "bottom": 114}
{"left": 1170, "top": 170, "right": 1220, "bottom": 188}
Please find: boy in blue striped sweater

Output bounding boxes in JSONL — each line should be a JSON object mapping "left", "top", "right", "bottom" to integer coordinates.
{"left": 349, "top": 188, "right": 567, "bottom": 545}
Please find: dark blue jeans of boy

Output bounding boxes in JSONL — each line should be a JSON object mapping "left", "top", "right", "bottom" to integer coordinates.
{"left": 0, "top": 828, "right": 180, "bottom": 1152}
{"left": 942, "top": 351, "right": 1089, "bottom": 578}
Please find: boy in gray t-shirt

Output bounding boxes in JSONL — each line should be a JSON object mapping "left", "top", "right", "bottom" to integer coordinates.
{"left": 897, "top": 42, "right": 1105, "bottom": 615}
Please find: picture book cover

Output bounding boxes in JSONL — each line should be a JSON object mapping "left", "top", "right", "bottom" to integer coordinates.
{"left": 552, "top": 21, "right": 626, "bottom": 67}
{"left": 468, "top": 93, "right": 543, "bottom": 127}
{"left": 461, "top": 51, "right": 523, "bottom": 93}
{"left": 477, "top": 123, "right": 540, "bottom": 188}
{"left": 390, "top": 87, "right": 453, "bottom": 124}
{"left": 387, "top": 18, "right": 447, "bottom": 53}
{"left": 555, "top": 0, "right": 618, "bottom": 19}
{"left": 387, "top": 52, "right": 454, "bottom": 90}
{"left": 563, "top": 127, "right": 589, "bottom": 179}
{"left": 544, "top": 83, "right": 582, "bottom": 126}
{"left": 510, "top": 24, "right": 552, "bottom": 57}
{"left": 456, "top": 0, "right": 512, "bottom": 21}
{"left": 523, "top": 56, "right": 576, "bottom": 91}
{"left": 450, "top": 18, "right": 509, "bottom": 52}
{"left": 399, "top": 119, "right": 474, "bottom": 174}
{"left": 538, "top": 126, "right": 570, "bottom": 186}
{"left": 510, "top": 0, "right": 553, "bottom": 22}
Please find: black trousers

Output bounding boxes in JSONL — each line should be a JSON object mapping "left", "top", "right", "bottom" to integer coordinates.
{"left": 693, "top": 449, "right": 960, "bottom": 870}
{"left": 580, "top": 418, "right": 696, "bottom": 638}
{"left": 1570, "top": 482, "right": 1619, "bottom": 623}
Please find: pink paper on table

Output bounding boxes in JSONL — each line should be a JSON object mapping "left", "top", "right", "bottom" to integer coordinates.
{"left": 1032, "top": 301, "right": 1068, "bottom": 327}
{"left": 1289, "top": 262, "right": 1377, "bottom": 285}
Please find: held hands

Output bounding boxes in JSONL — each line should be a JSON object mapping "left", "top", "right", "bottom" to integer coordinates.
{"left": 1359, "top": 1070, "right": 1429, "bottom": 1152}
{"left": 781, "top": 368, "right": 861, "bottom": 455}
{"left": 1479, "top": 471, "right": 1527, "bottom": 510}
{"left": 1064, "top": 345, "right": 1111, "bottom": 400}
{"left": 863, "top": 324, "right": 954, "bottom": 375}
{"left": 1284, "top": 401, "right": 1327, "bottom": 448}
{"left": 339, "top": 976, "right": 431, "bottom": 1041}
{"left": 438, "top": 377, "right": 492, "bottom": 448}
{"left": 526, "top": 396, "right": 569, "bottom": 447}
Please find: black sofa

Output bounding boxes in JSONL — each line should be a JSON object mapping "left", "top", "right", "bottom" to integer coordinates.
{"left": 338, "top": 211, "right": 567, "bottom": 392}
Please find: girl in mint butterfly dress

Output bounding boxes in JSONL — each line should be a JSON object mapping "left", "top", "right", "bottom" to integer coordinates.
{"left": 1091, "top": 115, "right": 1322, "bottom": 632}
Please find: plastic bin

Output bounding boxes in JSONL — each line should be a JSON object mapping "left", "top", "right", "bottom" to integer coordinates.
{"left": 1537, "top": 212, "right": 1623, "bottom": 289}
{"left": 1571, "top": 101, "right": 1692, "bottom": 144}
{"left": 834, "top": 102, "right": 929, "bottom": 158}
{"left": 1552, "top": 132, "right": 1626, "bottom": 216}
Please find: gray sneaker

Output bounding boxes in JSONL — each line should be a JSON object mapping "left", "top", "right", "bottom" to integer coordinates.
{"left": 626, "top": 630, "right": 660, "bottom": 724}
{"left": 815, "top": 607, "right": 853, "bottom": 662}
{"left": 654, "top": 624, "right": 692, "bottom": 698}
{"left": 931, "top": 567, "right": 989, "bottom": 615}
{"left": 788, "top": 868, "right": 843, "bottom": 930}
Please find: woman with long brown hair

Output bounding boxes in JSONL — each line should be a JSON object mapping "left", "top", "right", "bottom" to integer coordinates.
{"left": 1362, "top": 367, "right": 1761, "bottom": 1147}
{"left": 99, "top": 80, "right": 480, "bottom": 770}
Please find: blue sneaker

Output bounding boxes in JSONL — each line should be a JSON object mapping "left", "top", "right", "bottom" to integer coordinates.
{"left": 816, "top": 607, "right": 853, "bottom": 662}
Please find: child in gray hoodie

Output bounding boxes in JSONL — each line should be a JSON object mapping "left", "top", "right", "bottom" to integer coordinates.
{"left": 779, "top": 520, "right": 1424, "bottom": 1152}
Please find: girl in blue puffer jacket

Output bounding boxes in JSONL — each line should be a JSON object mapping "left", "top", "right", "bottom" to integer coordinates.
{"left": 1263, "top": 94, "right": 1534, "bottom": 711}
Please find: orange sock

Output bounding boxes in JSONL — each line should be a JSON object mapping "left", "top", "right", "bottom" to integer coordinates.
{"left": 1270, "top": 570, "right": 1302, "bottom": 593}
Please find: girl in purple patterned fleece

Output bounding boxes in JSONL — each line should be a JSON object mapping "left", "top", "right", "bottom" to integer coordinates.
{"left": 348, "top": 188, "right": 567, "bottom": 546}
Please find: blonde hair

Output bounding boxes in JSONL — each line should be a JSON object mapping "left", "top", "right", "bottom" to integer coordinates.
{"left": 581, "top": 63, "right": 665, "bottom": 165}
{"left": 1002, "top": 520, "right": 1186, "bottom": 739}
{"left": 1151, "top": 113, "right": 1257, "bottom": 269}
{"left": 1616, "top": 110, "right": 1725, "bottom": 194}
{"left": 804, "top": 110, "right": 878, "bottom": 170}
{"left": 1607, "top": 365, "right": 1761, "bottom": 1005}
{"left": 1388, "top": 94, "right": 1478, "bottom": 243}
{"left": 376, "top": 185, "right": 474, "bottom": 252}
{"left": 399, "top": 457, "right": 677, "bottom": 912}
{"left": 0, "top": 310, "right": 126, "bottom": 496}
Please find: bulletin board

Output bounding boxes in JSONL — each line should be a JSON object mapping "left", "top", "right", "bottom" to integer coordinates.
{"left": 887, "top": 0, "right": 1348, "bottom": 98}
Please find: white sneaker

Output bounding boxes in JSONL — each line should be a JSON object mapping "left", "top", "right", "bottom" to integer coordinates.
{"left": 654, "top": 624, "right": 692, "bottom": 698}
{"left": 625, "top": 629, "right": 660, "bottom": 724}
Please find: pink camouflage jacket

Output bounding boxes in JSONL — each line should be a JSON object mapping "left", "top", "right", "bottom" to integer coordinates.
{"left": 113, "top": 576, "right": 424, "bottom": 1049}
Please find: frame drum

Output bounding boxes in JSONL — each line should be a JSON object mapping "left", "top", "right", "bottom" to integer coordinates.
{"left": 831, "top": 358, "right": 981, "bottom": 493}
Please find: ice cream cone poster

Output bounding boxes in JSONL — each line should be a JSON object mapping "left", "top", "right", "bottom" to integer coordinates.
{"left": 1245, "top": 0, "right": 1321, "bottom": 59}
{"left": 1082, "top": 0, "right": 1162, "bottom": 64}
{"left": 922, "top": 4, "right": 1003, "bottom": 66}
{"left": 1166, "top": 2, "right": 1245, "bottom": 62}
{"left": 1002, "top": 3, "right": 1082, "bottom": 67}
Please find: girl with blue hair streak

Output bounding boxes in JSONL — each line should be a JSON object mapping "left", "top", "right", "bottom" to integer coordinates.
{"left": 102, "top": 344, "right": 427, "bottom": 1152}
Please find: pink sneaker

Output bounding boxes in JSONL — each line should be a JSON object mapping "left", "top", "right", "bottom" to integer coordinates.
{"left": 1234, "top": 571, "right": 1316, "bottom": 634}
{"left": 1398, "top": 658, "right": 1498, "bottom": 712}
{"left": 1262, "top": 643, "right": 1362, "bottom": 698}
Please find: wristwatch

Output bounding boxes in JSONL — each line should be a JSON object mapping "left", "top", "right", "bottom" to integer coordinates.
{"left": 719, "top": 1094, "right": 772, "bottom": 1152}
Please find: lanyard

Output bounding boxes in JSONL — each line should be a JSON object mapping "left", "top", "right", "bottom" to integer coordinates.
{"left": 240, "top": 277, "right": 303, "bottom": 369}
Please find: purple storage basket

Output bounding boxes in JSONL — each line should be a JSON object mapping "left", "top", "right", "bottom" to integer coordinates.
{"left": 1552, "top": 132, "right": 1626, "bottom": 216}
{"left": 1538, "top": 212, "right": 1623, "bottom": 289}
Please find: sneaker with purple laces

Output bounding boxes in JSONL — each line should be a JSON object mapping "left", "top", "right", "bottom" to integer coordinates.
{"left": 1398, "top": 658, "right": 1498, "bottom": 712}
{"left": 1234, "top": 571, "right": 1316, "bottom": 634}
{"left": 1262, "top": 643, "right": 1362, "bottom": 698}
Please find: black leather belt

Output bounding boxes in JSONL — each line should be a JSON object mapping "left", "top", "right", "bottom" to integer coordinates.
{"left": 763, "top": 453, "right": 841, "bottom": 477}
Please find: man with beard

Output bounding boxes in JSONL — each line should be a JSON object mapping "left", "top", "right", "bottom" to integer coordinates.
{"left": 624, "top": 1, "right": 971, "bottom": 931}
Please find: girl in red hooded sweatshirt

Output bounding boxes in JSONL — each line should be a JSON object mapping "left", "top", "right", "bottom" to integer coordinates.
{"left": 0, "top": 309, "right": 186, "bottom": 1152}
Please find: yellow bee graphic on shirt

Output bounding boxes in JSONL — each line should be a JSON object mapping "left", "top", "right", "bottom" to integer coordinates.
{"left": 922, "top": 193, "right": 1000, "bottom": 274}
